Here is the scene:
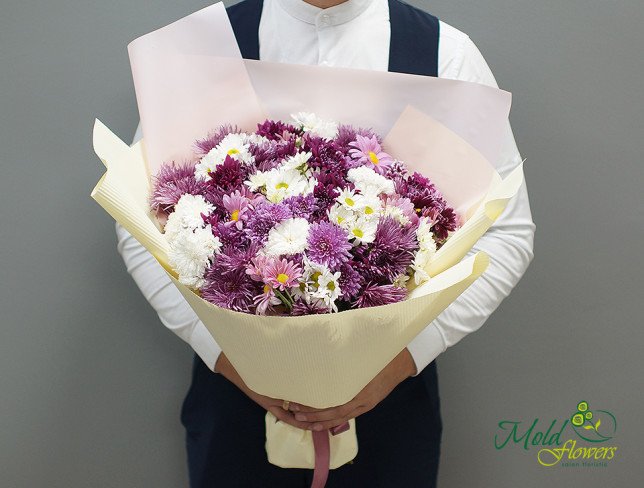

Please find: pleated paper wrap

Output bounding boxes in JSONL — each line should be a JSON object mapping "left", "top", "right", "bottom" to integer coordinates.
{"left": 91, "top": 3, "right": 524, "bottom": 470}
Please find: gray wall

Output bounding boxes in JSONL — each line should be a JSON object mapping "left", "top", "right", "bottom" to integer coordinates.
{"left": 1, "top": 0, "right": 642, "bottom": 486}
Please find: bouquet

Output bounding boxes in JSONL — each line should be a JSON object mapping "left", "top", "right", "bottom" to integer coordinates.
{"left": 153, "top": 113, "right": 460, "bottom": 316}
{"left": 90, "top": 3, "right": 525, "bottom": 484}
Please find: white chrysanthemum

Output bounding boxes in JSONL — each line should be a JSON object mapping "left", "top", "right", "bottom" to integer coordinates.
{"left": 164, "top": 194, "right": 214, "bottom": 240}
{"left": 281, "top": 151, "right": 312, "bottom": 172}
{"left": 265, "top": 168, "right": 311, "bottom": 203}
{"left": 336, "top": 188, "right": 365, "bottom": 211}
{"left": 291, "top": 112, "right": 338, "bottom": 140}
{"left": 383, "top": 204, "right": 411, "bottom": 226}
{"left": 347, "top": 217, "right": 378, "bottom": 245}
{"left": 347, "top": 166, "right": 395, "bottom": 196}
{"left": 264, "top": 218, "right": 310, "bottom": 256}
{"left": 168, "top": 225, "right": 222, "bottom": 289}
{"left": 416, "top": 217, "right": 437, "bottom": 254}
{"left": 356, "top": 195, "right": 382, "bottom": 221}
{"left": 327, "top": 203, "right": 357, "bottom": 229}
{"left": 411, "top": 248, "right": 433, "bottom": 286}
{"left": 311, "top": 268, "right": 342, "bottom": 312}
{"left": 194, "top": 133, "right": 253, "bottom": 181}
{"left": 244, "top": 170, "right": 270, "bottom": 192}
{"left": 244, "top": 133, "right": 271, "bottom": 145}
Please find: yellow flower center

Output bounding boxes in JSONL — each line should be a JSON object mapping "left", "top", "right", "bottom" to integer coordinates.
{"left": 276, "top": 182, "right": 289, "bottom": 190}
{"left": 311, "top": 271, "right": 321, "bottom": 283}
{"left": 337, "top": 216, "right": 345, "bottom": 224}
{"left": 227, "top": 148, "right": 239, "bottom": 156}
{"left": 352, "top": 228, "right": 364, "bottom": 238}
{"left": 263, "top": 284, "right": 271, "bottom": 294}
{"left": 345, "top": 197, "right": 355, "bottom": 207}
{"left": 231, "top": 209, "right": 240, "bottom": 221}
{"left": 277, "top": 273, "right": 289, "bottom": 284}
{"left": 368, "top": 151, "right": 379, "bottom": 165}
{"left": 365, "top": 206, "right": 374, "bottom": 215}
{"left": 327, "top": 281, "right": 336, "bottom": 291}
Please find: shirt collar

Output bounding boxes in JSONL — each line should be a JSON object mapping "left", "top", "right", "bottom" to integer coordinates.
{"left": 277, "top": 0, "right": 372, "bottom": 26}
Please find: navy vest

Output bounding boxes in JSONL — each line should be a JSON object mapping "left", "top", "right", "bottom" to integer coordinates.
{"left": 226, "top": 0, "right": 439, "bottom": 77}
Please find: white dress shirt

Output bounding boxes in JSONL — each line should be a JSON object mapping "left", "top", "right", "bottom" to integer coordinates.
{"left": 116, "top": 0, "right": 535, "bottom": 376}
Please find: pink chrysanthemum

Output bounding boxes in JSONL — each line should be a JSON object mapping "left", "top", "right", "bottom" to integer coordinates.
{"left": 348, "top": 135, "right": 394, "bottom": 174}
{"left": 263, "top": 258, "right": 302, "bottom": 291}
{"left": 222, "top": 191, "right": 252, "bottom": 229}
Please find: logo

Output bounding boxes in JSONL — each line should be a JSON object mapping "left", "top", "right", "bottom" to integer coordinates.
{"left": 494, "top": 401, "right": 618, "bottom": 467}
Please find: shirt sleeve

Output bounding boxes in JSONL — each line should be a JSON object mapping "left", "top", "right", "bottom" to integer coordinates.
{"left": 114, "top": 123, "right": 223, "bottom": 372}
{"left": 406, "top": 36, "right": 536, "bottom": 375}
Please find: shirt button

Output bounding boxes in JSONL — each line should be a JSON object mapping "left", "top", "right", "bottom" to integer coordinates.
{"left": 320, "top": 14, "right": 330, "bottom": 25}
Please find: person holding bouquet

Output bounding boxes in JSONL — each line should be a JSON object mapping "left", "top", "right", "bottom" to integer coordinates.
{"left": 115, "top": 0, "right": 535, "bottom": 486}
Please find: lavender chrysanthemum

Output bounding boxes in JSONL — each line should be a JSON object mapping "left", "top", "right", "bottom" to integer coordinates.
{"left": 194, "top": 125, "right": 239, "bottom": 156}
{"left": 334, "top": 124, "right": 381, "bottom": 150}
{"left": 307, "top": 222, "right": 352, "bottom": 271}
{"left": 282, "top": 194, "right": 318, "bottom": 220}
{"left": 256, "top": 120, "right": 300, "bottom": 141}
{"left": 352, "top": 283, "right": 407, "bottom": 308}
{"left": 244, "top": 202, "right": 293, "bottom": 243}
{"left": 150, "top": 162, "right": 206, "bottom": 214}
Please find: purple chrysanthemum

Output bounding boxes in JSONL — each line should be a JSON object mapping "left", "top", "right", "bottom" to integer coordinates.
{"left": 292, "top": 299, "right": 330, "bottom": 316}
{"left": 194, "top": 125, "right": 239, "bottom": 156}
{"left": 352, "top": 283, "right": 407, "bottom": 308}
{"left": 150, "top": 162, "right": 206, "bottom": 214}
{"left": 354, "top": 217, "right": 417, "bottom": 283}
{"left": 244, "top": 202, "right": 292, "bottom": 243}
{"left": 422, "top": 205, "right": 460, "bottom": 243}
{"left": 311, "top": 182, "right": 340, "bottom": 220}
{"left": 307, "top": 222, "right": 352, "bottom": 271}
{"left": 201, "top": 267, "right": 259, "bottom": 313}
{"left": 337, "top": 262, "right": 364, "bottom": 299}
{"left": 282, "top": 194, "right": 318, "bottom": 220}
{"left": 204, "top": 156, "right": 250, "bottom": 207}
{"left": 256, "top": 120, "right": 300, "bottom": 141}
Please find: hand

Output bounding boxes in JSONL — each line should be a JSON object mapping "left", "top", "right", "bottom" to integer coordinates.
{"left": 290, "top": 348, "right": 417, "bottom": 431}
{"left": 214, "top": 353, "right": 313, "bottom": 430}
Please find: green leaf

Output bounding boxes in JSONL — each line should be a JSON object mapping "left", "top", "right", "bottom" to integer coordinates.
{"left": 583, "top": 425, "right": 594, "bottom": 430}
{"left": 595, "top": 419, "right": 601, "bottom": 430}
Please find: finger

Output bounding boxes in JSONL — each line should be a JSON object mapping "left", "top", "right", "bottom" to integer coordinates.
{"left": 267, "top": 406, "right": 316, "bottom": 431}
{"left": 309, "top": 406, "right": 365, "bottom": 432}
{"left": 294, "top": 402, "right": 359, "bottom": 423}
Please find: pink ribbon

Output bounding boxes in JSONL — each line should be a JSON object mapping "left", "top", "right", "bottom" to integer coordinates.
{"left": 310, "top": 422, "right": 350, "bottom": 488}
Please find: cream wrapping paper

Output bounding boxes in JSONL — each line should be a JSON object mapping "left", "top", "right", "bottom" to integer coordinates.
{"left": 92, "top": 2, "right": 525, "bottom": 471}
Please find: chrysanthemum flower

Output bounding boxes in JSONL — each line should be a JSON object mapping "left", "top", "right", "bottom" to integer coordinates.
{"left": 201, "top": 267, "right": 258, "bottom": 313}
{"left": 291, "top": 112, "right": 338, "bottom": 140}
{"left": 168, "top": 225, "right": 222, "bottom": 289}
{"left": 253, "top": 284, "right": 282, "bottom": 315}
{"left": 336, "top": 188, "right": 364, "bottom": 211}
{"left": 264, "top": 217, "right": 310, "bottom": 256}
{"left": 263, "top": 257, "right": 303, "bottom": 291}
{"left": 348, "top": 135, "right": 394, "bottom": 174}
{"left": 292, "top": 298, "right": 329, "bottom": 316}
{"left": 222, "top": 191, "right": 252, "bottom": 229}
{"left": 193, "top": 125, "right": 239, "bottom": 156}
{"left": 312, "top": 269, "right": 342, "bottom": 312}
{"left": 327, "top": 203, "right": 356, "bottom": 229}
{"left": 282, "top": 194, "right": 318, "bottom": 220}
{"left": 346, "top": 166, "right": 395, "bottom": 196}
{"left": 346, "top": 217, "right": 378, "bottom": 245}
{"left": 194, "top": 133, "right": 254, "bottom": 181}
{"left": 307, "top": 222, "right": 352, "bottom": 270}
{"left": 163, "top": 194, "right": 215, "bottom": 240}
{"left": 150, "top": 161, "right": 206, "bottom": 214}
{"left": 352, "top": 283, "right": 407, "bottom": 308}
{"left": 265, "top": 168, "right": 312, "bottom": 203}
{"left": 382, "top": 194, "right": 418, "bottom": 226}
{"left": 244, "top": 202, "right": 292, "bottom": 243}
